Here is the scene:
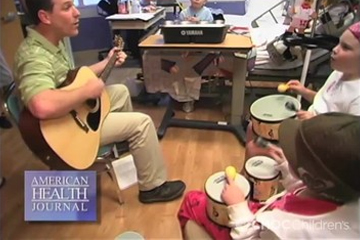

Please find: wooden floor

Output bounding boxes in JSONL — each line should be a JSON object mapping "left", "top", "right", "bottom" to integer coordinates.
{"left": 0, "top": 100, "right": 246, "bottom": 239}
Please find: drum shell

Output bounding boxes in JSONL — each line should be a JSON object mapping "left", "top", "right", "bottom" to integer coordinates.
{"left": 251, "top": 117, "right": 283, "bottom": 141}
{"left": 245, "top": 156, "right": 280, "bottom": 202}
{"left": 205, "top": 197, "right": 230, "bottom": 227}
{"left": 245, "top": 172, "right": 280, "bottom": 202}
{"left": 205, "top": 172, "right": 250, "bottom": 226}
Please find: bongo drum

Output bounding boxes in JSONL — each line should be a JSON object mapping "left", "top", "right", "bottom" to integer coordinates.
{"left": 250, "top": 94, "right": 301, "bottom": 141}
{"left": 245, "top": 156, "right": 280, "bottom": 202}
{"left": 205, "top": 171, "right": 250, "bottom": 226}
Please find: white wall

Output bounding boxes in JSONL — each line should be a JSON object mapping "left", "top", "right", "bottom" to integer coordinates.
{"left": 245, "top": 0, "right": 284, "bottom": 17}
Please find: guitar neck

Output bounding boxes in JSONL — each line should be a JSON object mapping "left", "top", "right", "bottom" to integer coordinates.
{"left": 99, "top": 36, "right": 124, "bottom": 82}
{"left": 99, "top": 53, "right": 118, "bottom": 82}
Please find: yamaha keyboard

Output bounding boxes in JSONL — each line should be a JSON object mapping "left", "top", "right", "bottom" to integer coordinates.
{"left": 161, "top": 21, "right": 228, "bottom": 44}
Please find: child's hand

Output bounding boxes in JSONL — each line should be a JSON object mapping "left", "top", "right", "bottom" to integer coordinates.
{"left": 296, "top": 110, "right": 315, "bottom": 120}
{"left": 187, "top": 16, "right": 199, "bottom": 23}
{"left": 287, "top": 80, "right": 306, "bottom": 95}
{"left": 221, "top": 175, "right": 246, "bottom": 206}
{"left": 170, "top": 65, "right": 179, "bottom": 74}
{"left": 310, "top": 12, "right": 317, "bottom": 19}
{"left": 267, "top": 145, "right": 287, "bottom": 164}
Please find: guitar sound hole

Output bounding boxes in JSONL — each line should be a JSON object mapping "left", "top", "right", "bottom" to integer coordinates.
{"left": 87, "top": 99, "right": 101, "bottom": 131}
{"left": 86, "top": 99, "right": 97, "bottom": 109}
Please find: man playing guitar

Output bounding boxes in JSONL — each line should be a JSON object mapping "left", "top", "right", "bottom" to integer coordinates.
{"left": 14, "top": 0, "right": 185, "bottom": 204}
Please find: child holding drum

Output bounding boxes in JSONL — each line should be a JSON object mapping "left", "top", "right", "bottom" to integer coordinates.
{"left": 178, "top": 112, "right": 360, "bottom": 239}
{"left": 245, "top": 21, "right": 360, "bottom": 160}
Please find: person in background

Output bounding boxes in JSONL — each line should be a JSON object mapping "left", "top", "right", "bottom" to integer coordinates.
{"left": 177, "top": 0, "right": 214, "bottom": 112}
{"left": 179, "top": 0, "right": 214, "bottom": 23}
{"left": 318, "top": 0, "right": 353, "bottom": 33}
{"left": 178, "top": 112, "right": 360, "bottom": 239}
{"left": 286, "top": 0, "right": 317, "bottom": 36}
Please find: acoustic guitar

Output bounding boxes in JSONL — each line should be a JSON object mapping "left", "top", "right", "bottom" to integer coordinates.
{"left": 18, "top": 36, "right": 124, "bottom": 170}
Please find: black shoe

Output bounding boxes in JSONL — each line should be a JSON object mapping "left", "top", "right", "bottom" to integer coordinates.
{"left": 139, "top": 180, "right": 186, "bottom": 204}
{"left": 0, "top": 116, "right": 12, "bottom": 129}
{"left": 136, "top": 72, "right": 144, "bottom": 81}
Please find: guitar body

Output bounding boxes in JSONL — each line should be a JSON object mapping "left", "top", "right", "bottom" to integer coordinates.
{"left": 19, "top": 67, "right": 110, "bottom": 170}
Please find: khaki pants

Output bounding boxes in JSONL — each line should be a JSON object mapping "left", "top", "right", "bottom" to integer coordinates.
{"left": 184, "top": 220, "right": 213, "bottom": 240}
{"left": 100, "top": 84, "right": 167, "bottom": 191}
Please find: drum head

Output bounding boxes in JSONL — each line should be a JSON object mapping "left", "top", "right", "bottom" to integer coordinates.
{"left": 205, "top": 171, "right": 250, "bottom": 202}
{"left": 245, "top": 156, "right": 279, "bottom": 180}
{"left": 250, "top": 95, "right": 301, "bottom": 122}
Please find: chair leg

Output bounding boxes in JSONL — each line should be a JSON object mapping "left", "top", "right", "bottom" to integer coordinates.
{"left": 112, "top": 145, "right": 119, "bottom": 159}
{"left": 107, "top": 164, "right": 125, "bottom": 205}
{"left": 0, "top": 177, "right": 6, "bottom": 188}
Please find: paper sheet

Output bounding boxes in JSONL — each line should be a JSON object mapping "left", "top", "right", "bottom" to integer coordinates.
{"left": 111, "top": 154, "right": 138, "bottom": 190}
{"left": 106, "top": 13, "right": 154, "bottom": 21}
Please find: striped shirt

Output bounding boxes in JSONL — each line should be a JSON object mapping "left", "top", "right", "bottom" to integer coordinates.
{"left": 14, "top": 27, "right": 74, "bottom": 105}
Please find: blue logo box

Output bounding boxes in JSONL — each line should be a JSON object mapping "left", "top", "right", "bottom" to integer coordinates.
{"left": 24, "top": 171, "right": 97, "bottom": 221}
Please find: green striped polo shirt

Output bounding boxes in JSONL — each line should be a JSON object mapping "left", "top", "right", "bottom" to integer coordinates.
{"left": 14, "top": 27, "right": 74, "bottom": 105}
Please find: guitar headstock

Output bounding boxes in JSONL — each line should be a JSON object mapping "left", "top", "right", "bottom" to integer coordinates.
{"left": 113, "top": 35, "right": 124, "bottom": 51}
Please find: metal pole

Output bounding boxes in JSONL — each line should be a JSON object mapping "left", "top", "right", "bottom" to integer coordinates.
{"left": 297, "top": 0, "right": 321, "bottom": 102}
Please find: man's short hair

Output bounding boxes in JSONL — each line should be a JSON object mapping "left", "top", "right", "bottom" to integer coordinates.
{"left": 25, "top": 0, "right": 54, "bottom": 25}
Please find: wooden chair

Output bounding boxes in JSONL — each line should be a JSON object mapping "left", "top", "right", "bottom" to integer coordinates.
{"left": 2, "top": 82, "right": 129, "bottom": 205}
